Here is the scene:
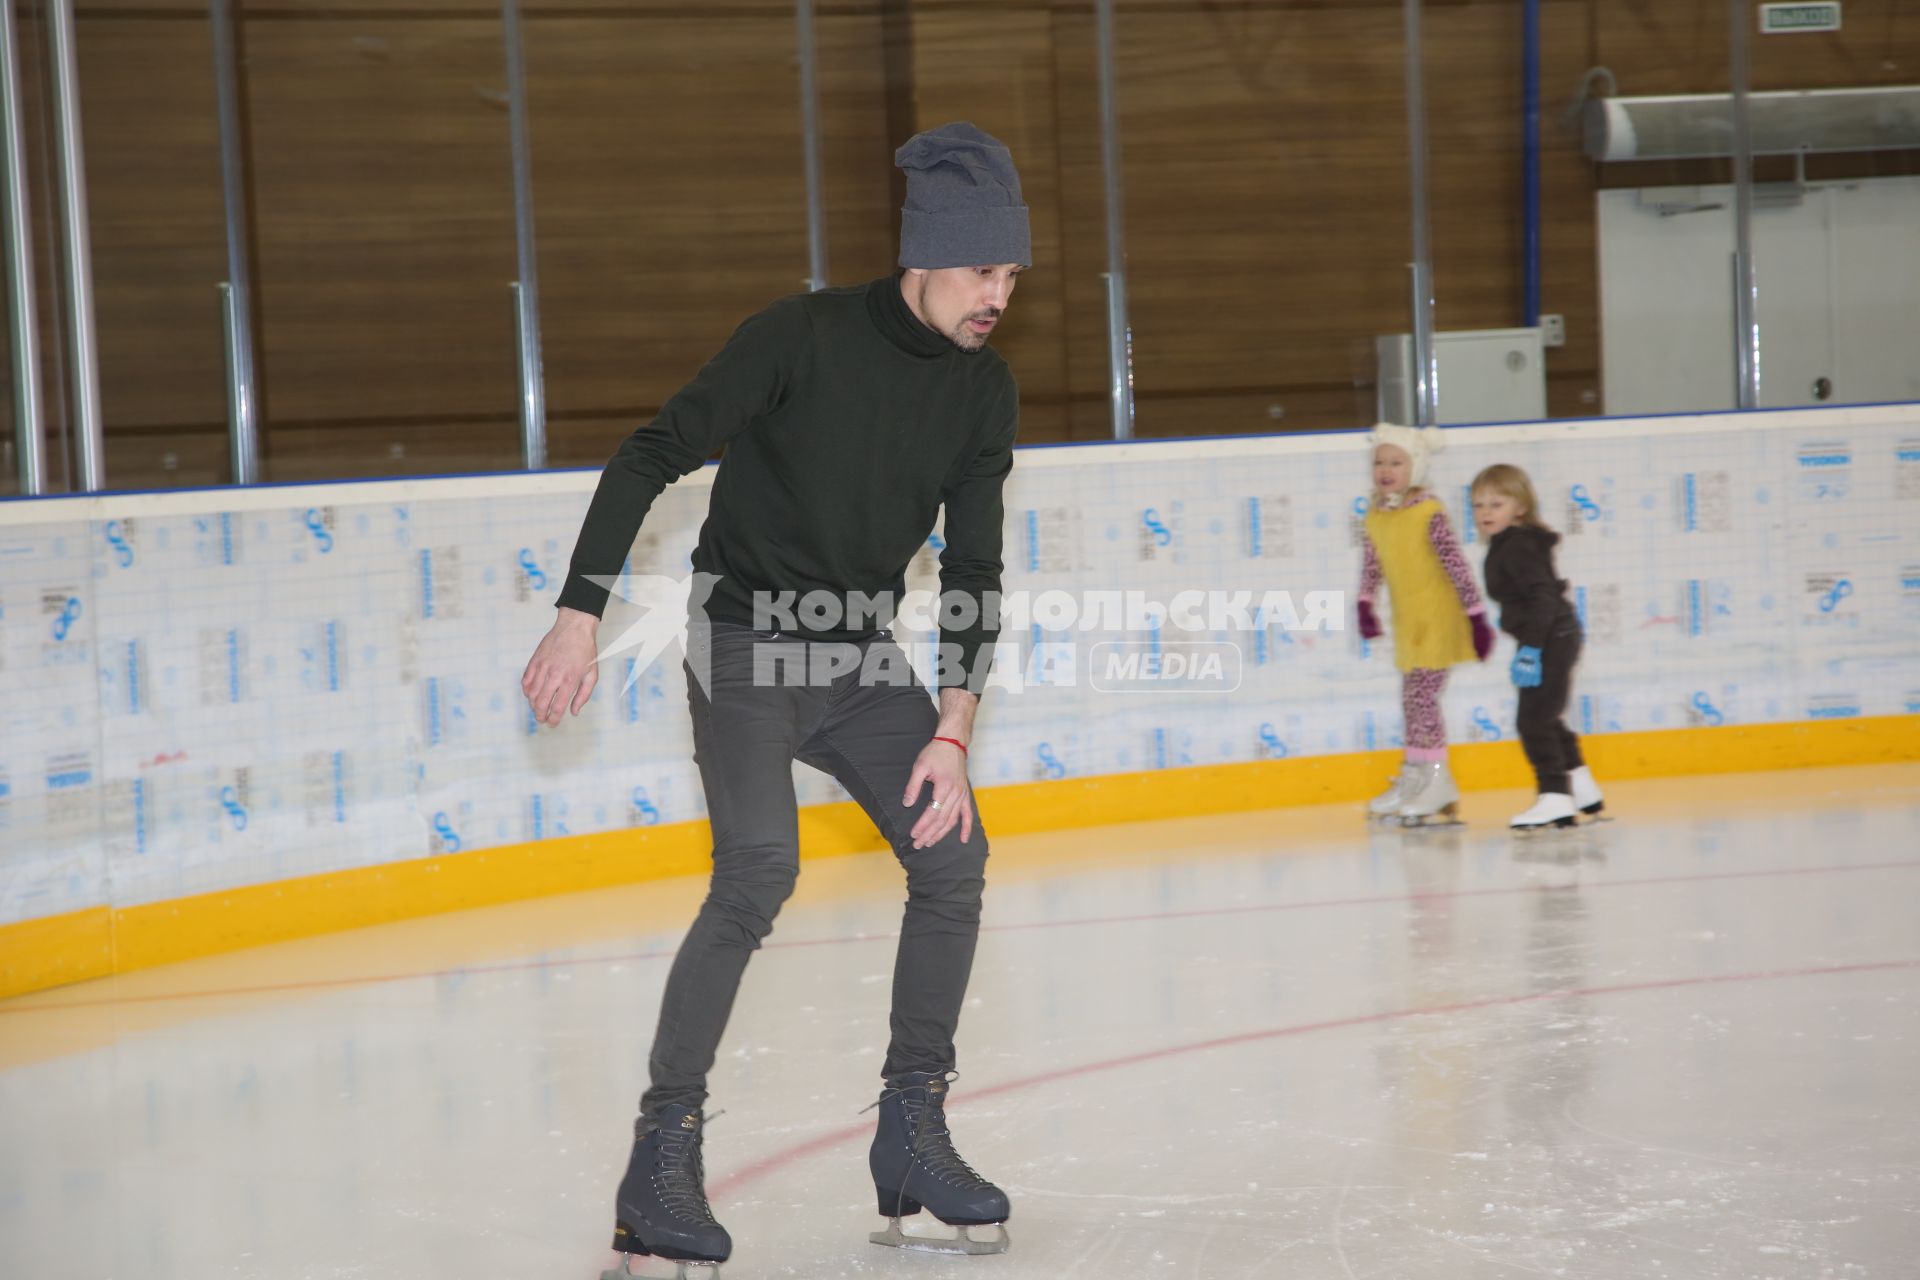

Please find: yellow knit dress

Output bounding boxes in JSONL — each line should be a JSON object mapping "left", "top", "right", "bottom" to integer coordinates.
{"left": 1365, "top": 496, "right": 1476, "bottom": 673}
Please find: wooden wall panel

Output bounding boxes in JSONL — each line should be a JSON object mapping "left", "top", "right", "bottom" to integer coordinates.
{"left": 1054, "top": 5, "right": 1419, "bottom": 433}
{"left": 818, "top": 12, "right": 902, "bottom": 289}
{"left": 1425, "top": 0, "right": 1602, "bottom": 396}
{"left": 524, "top": 15, "right": 816, "bottom": 418}
{"left": 906, "top": 6, "right": 1072, "bottom": 404}
{"left": 226, "top": 1, "right": 885, "bottom": 13}
{"left": 266, "top": 420, "right": 519, "bottom": 482}
{"left": 96, "top": 428, "right": 228, "bottom": 491}
{"left": 243, "top": 19, "right": 520, "bottom": 426}
{"left": 7, "top": 2, "right": 1916, "bottom": 490}
{"left": 1111, "top": 387, "right": 1379, "bottom": 440}
{"left": 77, "top": 18, "right": 230, "bottom": 433}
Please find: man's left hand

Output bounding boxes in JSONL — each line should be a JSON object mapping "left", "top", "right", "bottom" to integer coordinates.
{"left": 904, "top": 738, "right": 973, "bottom": 849}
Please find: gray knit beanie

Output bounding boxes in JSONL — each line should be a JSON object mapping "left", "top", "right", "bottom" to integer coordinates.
{"left": 895, "top": 122, "right": 1032, "bottom": 270}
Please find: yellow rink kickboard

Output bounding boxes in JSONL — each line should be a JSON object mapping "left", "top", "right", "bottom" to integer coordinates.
{"left": 3, "top": 714, "right": 1915, "bottom": 1001}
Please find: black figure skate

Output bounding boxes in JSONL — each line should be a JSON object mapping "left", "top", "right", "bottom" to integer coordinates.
{"left": 602, "top": 1105, "right": 730, "bottom": 1280}
{"left": 868, "top": 1071, "right": 1010, "bottom": 1256}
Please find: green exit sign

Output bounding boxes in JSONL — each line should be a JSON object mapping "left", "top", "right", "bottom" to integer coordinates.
{"left": 1760, "top": 2, "right": 1842, "bottom": 33}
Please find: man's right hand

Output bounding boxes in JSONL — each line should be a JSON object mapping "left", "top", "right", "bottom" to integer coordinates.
{"left": 522, "top": 606, "right": 601, "bottom": 726}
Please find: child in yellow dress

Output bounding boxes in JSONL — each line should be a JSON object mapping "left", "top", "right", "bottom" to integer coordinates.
{"left": 1355, "top": 424, "right": 1494, "bottom": 825}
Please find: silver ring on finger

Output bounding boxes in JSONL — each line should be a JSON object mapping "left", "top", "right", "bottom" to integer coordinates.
{"left": 929, "top": 800, "right": 943, "bottom": 811}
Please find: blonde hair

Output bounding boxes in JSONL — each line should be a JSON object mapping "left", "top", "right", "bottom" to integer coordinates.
{"left": 1471, "top": 463, "right": 1553, "bottom": 531}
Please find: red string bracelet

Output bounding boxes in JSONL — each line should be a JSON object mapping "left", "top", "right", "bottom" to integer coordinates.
{"left": 931, "top": 735, "right": 968, "bottom": 756}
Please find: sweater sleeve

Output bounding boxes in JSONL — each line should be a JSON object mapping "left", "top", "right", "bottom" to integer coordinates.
{"left": 555, "top": 299, "right": 810, "bottom": 617}
{"left": 1427, "top": 509, "right": 1484, "bottom": 614}
{"left": 1359, "top": 536, "right": 1383, "bottom": 604}
{"left": 1489, "top": 538, "right": 1564, "bottom": 650}
{"left": 937, "top": 379, "right": 1018, "bottom": 694}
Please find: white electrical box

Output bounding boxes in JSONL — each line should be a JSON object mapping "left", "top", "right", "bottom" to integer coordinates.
{"left": 1376, "top": 327, "right": 1548, "bottom": 426}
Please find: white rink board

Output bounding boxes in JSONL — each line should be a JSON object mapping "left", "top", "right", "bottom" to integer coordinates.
{"left": 2, "top": 404, "right": 1916, "bottom": 925}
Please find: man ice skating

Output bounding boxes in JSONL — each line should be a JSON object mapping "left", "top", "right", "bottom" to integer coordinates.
{"left": 520, "top": 122, "right": 1029, "bottom": 1275}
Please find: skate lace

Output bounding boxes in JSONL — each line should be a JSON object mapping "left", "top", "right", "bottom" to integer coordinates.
{"left": 650, "top": 1113, "right": 722, "bottom": 1226}
{"left": 867, "top": 1072, "right": 993, "bottom": 1190}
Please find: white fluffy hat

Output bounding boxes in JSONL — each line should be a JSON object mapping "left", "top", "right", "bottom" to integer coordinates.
{"left": 1370, "top": 422, "right": 1445, "bottom": 489}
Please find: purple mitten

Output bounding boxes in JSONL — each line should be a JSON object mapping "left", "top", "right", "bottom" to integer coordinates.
{"left": 1357, "top": 599, "right": 1382, "bottom": 641}
{"left": 1469, "top": 608, "right": 1495, "bottom": 661}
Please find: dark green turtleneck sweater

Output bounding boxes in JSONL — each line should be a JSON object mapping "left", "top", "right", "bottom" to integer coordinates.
{"left": 557, "top": 275, "right": 1018, "bottom": 691}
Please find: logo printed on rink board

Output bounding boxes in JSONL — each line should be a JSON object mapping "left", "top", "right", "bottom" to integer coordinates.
{"left": 423, "top": 676, "right": 474, "bottom": 747}
{"left": 194, "top": 512, "right": 242, "bottom": 566}
{"left": 528, "top": 793, "right": 571, "bottom": 840}
{"left": 1138, "top": 504, "right": 1179, "bottom": 563}
{"left": 514, "top": 547, "right": 549, "bottom": 602}
{"left": 419, "top": 546, "right": 466, "bottom": 620}
{"left": 1359, "top": 710, "right": 1404, "bottom": 753}
{"left": 111, "top": 774, "right": 152, "bottom": 855}
{"left": 96, "top": 637, "right": 152, "bottom": 715}
{"left": 1245, "top": 495, "right": 1293, "bottom": 560}
{"left": 431, "top": 809, "right": 464, "bottom": 854}
{"left": 103, "top": 518, "right": 137, "bottom": 568}
{"left": 1682, "top": 579, "right": 1733, "bottom": 636}
{"left": 1025, "top": 628, "right": 1077, "bottom": 688}
{"left": 1796, "top": 441, "right": 1852, "bottom": 502}
{"left": 1676, "top": 472, "right": 1732, "bottom": 534}
{"left": 1895, "top": 440, "right": 1920, "bottom": 501}
{"left": 1806, "top": 693, "right": 1862, "bottom": 720}
{"left": 1022, "top": 507, "right": 1086, "bottom": 575}
{"left": 1688, "top": 690, "right": 1730, "bottom": 728}
{"left": 1574, "top": 583, "right": 1625, "bottom": 646}
{"left": 1033, "top": 742, "right": 1067, "bottom": 781}
{"left": 44, "top": 751, "right": 95, "bottom": 832}
{"left": 621, "top": 655, "right": 668, "bottom": 723}
{"left": 200, "top": 627, "right": 250, "bottom": 706}
{"left": 298, "top": 621, "right": 346, "bottom": 694}
{"left": 217, "top": 773, "right": 251, "bottom": 833}
{"left": 45, "top": 590, "right": 82, "bottom": 644}
{"left": 1150, "top": 726, "right": 1196, "bottom": 770}
{"left": 1806, "top": 572, "right": 1856, "bottom": 622}
{"left": 303, "top": 750, "right": 349, "bottom": 827}
{"left": 300, "top": 507, "right": 336, "bottom": 557}
{"left": 630, "top": 785, "right": 664, "bottom": 827}
{"left": 1567, "top": 480, "right": 1612, "bottom": 536}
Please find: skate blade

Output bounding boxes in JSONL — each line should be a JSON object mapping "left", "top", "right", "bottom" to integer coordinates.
{"left": 600, "top": 1256, "right": 722, "bottom": 1280}
{"left": 1399, "top": 807, "right": 1463, "bottom": 829}
{"left": 869, "top": 1217, "right": 1010, "bottom": 1256}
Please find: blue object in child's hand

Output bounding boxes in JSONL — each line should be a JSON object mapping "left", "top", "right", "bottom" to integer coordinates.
{"left": 1511, "top": 645, "right": 1543, "bottom": 689}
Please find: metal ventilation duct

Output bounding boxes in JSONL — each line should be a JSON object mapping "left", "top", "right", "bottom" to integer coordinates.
{"left": 1584, "top": 86, "right": 1920, "bottom": 161}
